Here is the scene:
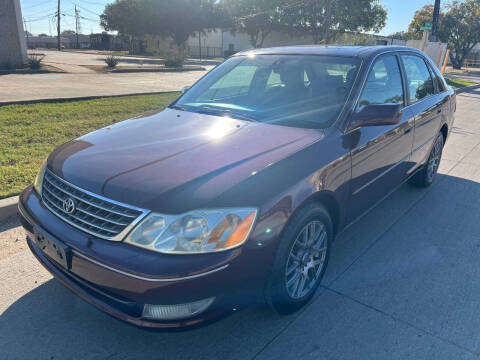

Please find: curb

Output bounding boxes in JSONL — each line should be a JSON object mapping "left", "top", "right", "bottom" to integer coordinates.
{"left": 107, "top": 66, "right": 206, "bottom": 73}
{"left": 0, "top": 90, "right": 181, "bottom": 107}
{"left": 0, "top": 196, "right": 19, "bottom": 222}
{"left": 455, "top": 83, "right": 480, "bottom": 94}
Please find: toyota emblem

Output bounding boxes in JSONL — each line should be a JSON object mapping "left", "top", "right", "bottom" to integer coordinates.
{"left": 62, "top": 197, "right": 76, "bottom": 214}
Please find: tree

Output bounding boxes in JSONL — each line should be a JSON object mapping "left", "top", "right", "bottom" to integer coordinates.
{"left": 437, "top": 0, "right": 480, "bottom": 69}
{"left": 100, "top": 0, "right": 146, "bottom": 53}
{"left": 282, "top": 0, "right": 387, "bottom": 44}
{"left": 61, "top": 30, "right": 76, "bottom": 36}
{"left": 407, "top": 4, "right": 434, "bottom": 40}
{"left": 221, "top": 0, "right": 286, "bottom": 48}
{"left": 388, "top": 31, "right": 409, "bottom": 41}
{"left": 101, "top": 0, "right": 227, "bottom": 53}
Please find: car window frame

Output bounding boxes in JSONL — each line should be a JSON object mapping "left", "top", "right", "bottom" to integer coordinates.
{"left": 343, "top": 52, "right": 407, "bottom": 133}
{"left": 427, "top": 62, "right": 447, "bottom": 94}
{"left": 398, "top": 53, "right": 437, "bottom": 106}
{"left": 355, "top": 53, "right": 407, "bottom": 113}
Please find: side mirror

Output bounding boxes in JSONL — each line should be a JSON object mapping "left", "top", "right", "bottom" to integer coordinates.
{"left": 181, "top": 86, "right": 190, "bottom": 94}
{"left": 351, "top": 103, "right": 402, "bottom": 128}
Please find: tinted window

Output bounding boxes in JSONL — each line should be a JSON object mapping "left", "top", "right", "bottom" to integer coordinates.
{"left": 430, "top": 66, "right": 446, "bottom": 93}
{"left": 358, "top": 55, "right": 404, "bottom": 110}
{"left": 198, "top": 65, "right": 256, "bottom": 100}
{"left": 176, "top": 55, "right": 361, "bottom": 129}
{"left": 401, "top": 55, "right": 435, "bottom": 103}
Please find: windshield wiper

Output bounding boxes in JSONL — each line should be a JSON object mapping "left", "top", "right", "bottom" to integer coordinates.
{"left": 169, "top": 104, "right": 186, "bottom": 111}
{"left": 196, "top": 105, "right": 258, "bottom": 122}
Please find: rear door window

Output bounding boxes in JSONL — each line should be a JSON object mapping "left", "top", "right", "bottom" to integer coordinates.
{"left": 401, "top": 55, "right": 435, "bottom": 103}
{"left": 429, "top": 65, "right": 447, "bottom": 93}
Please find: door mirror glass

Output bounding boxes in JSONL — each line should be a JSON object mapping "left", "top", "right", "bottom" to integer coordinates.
{"left": 352, "top": 103, "right": 403, "bottom": 128}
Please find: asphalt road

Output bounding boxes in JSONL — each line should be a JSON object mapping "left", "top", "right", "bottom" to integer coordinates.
{"left": 1, "top": 88, "right": 480, "bottom": 359}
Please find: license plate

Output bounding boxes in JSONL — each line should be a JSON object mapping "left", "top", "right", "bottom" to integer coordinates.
{"left": 34, "top": 227, "right": 71, "bottom": 270}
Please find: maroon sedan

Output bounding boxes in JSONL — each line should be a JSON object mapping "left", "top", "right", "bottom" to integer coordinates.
{"left": 18, "top": 46, "right": 455, "bottom": 329}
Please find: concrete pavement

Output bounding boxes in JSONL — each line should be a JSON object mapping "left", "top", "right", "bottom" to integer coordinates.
{"left": 0, "top": 89, "right": 480, "bottom": 359}
{"left": 0, "top": 50, "right": 214, "bottom": 103}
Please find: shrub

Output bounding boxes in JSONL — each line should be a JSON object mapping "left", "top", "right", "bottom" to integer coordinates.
{"left": 164, "top": 53, "right": 185, "bottom": 68}
{"left": 104, "top": 55, "right": 120, "bottom": 69}
{"left": 28, "top": 54, "right": 44, "bottom": 69}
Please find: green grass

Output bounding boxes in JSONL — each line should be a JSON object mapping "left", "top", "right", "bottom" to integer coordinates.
{"left": 0, "top": 92, "right": 180, "bottom": 199}
{"left": 446, "top": 78, "right": 477, "bottom": 89}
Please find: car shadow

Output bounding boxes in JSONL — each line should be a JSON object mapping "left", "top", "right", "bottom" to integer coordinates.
{"left": 1, "top": 173, "right": 476, "bottom": 359}
{"left": 0, "top": 215, "right": 20, "bottom": 232}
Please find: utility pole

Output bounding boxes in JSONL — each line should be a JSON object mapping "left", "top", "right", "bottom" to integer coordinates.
{"left": 23, "top": 17, "right": 29, "bottom": 46}
{"left": 431, "top": 0, "right": 441, "bottom": 42}
{"left": 75, "top": 5, "right": 79, "bottom": 49}
{"left": 57, "top": 0, "right": 61, "bottom": 50}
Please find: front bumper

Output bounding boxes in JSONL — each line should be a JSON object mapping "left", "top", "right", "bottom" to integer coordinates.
{"left": 18, "top": 186, "right": 275, "bottom": 329}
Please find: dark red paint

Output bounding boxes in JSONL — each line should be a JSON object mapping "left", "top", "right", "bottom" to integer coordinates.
{"left": 18, "top": 46, "right": 456, "bottom": 329}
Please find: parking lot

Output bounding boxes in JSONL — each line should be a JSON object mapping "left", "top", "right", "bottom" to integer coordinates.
{"left": 0, "top": 88, "right": 479, "bottom": 359}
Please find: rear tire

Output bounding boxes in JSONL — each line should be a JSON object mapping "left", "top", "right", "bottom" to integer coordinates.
{"left": 265, "top": 202, "right": 332, "bottom": 315}
{"left": 409, "top": 133, "right": 444, "bottom": 188}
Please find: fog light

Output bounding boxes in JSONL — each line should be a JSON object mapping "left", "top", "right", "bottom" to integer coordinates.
{"left": 142, "top": 297, "right": 215, "bottom": 320}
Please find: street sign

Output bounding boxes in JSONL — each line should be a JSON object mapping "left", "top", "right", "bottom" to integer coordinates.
{"left": 421, "top": 22, "right": 432, "bottom": 30}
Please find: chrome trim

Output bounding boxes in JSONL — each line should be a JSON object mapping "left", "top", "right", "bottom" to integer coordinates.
{"left": 42, "top": 170, "right": 150, "bottom": 241}
{"left": 352, "top": 153, "right": 410, "bottom": 195}
{"left": 44, "top": 175, "right": 139, "bottom": 218}
{"left": 42, "top": 193, "right": 118, "bottom": 237}
{"left": 72, "top": 249, "right": 229, "bottom": 282}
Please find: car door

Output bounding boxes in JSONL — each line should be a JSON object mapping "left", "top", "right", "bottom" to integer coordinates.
{"left": 344, "top": 53, "right": 415, "bottom": 223}
{"left": 399, "top": 54, "right": 445, "bottom": 169}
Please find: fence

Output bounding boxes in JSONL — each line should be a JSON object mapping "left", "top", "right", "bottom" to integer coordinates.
{"left": 188, "top": 46, "right": 223, "bottom": 58}
{"left": 465, "top": 59, "right": 480, "bottom": 72}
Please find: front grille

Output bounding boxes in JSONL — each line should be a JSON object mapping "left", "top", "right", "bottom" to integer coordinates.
{"left": 41, "top": 170, "right": 147, "bottom": 240}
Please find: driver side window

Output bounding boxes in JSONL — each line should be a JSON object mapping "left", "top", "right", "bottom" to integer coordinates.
{"left": 358, "top": 55, "right": 404, "bottom": 111}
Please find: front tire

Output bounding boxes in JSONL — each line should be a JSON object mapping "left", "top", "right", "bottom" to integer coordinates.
{"left": 409, "top": 133, "right": 444, "bottom": 188}
{"left": 265, "top": 202, "right": 332, "bottom": 315}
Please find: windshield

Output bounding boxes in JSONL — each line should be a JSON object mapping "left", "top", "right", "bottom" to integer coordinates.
{"left": 173, "top": 54, "right": 361, "bottom": 129}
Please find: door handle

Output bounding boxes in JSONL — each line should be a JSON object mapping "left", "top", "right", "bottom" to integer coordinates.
{"left": 437, "top": 108, "right": 442, "bottom": 114}
{"left": 404, "top": 127, "right": 412, "bottom": 134}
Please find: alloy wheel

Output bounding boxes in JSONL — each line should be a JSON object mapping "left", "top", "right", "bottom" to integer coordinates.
{"left": 285, "top": 221, "right": 328, "bottom": 299}
{"left": 427, "top": 137, "right": 442, "bottom": 181}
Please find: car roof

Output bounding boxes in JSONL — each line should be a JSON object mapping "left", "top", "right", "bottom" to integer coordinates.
{"left": 233, "top": 45, "right": 423, "bottom": 60}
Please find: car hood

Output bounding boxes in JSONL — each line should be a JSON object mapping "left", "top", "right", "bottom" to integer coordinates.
{"left": 48, "top": 108, "right": 323, "bottom": 213}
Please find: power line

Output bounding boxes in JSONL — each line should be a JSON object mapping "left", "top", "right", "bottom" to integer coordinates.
{"left": 24, "top": 13, "right": 56, "bottom": 22}
{"left": 76, "top": 4, "right": 100, "bottom": 16}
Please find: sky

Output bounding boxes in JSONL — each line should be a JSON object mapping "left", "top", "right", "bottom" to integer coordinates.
{"left": 20, "top": 0, "right": 435, "bottom": 36}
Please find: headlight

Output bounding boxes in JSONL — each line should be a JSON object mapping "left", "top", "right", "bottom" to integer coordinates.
{"left": 33, "top": 159, "right": 48, "bottom": 196}
{"left": 125, "top": 208, "right": 257, "bottom": 254}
